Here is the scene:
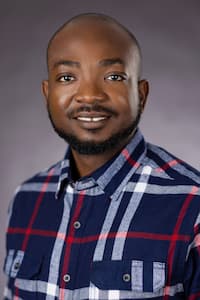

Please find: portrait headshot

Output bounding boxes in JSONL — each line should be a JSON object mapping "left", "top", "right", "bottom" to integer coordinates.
{"left": 1, "top": 1, "right": 200, "bottom": 299}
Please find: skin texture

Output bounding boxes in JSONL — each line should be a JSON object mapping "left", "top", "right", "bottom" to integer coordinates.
{"left": 42, "top": 15, "right": 149, "bottom": 179}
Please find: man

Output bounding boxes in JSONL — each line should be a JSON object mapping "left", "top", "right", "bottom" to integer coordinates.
{"left": 3, "top": 13, "right": 200, "bottom": 300}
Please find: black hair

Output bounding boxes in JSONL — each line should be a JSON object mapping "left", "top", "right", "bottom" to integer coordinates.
{"left": 46, "top": 13, "right": 142, "bottom": 76}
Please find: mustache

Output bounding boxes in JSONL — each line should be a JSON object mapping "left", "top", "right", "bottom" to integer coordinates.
{"left": 67, "top": 104, "right": 118, "bottom": 118}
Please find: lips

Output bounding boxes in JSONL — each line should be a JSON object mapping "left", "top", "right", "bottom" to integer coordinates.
{"left": 73, "top": 110, "right": 111, "bottom": 121}
{"left": 73, "top": 111, "right": 111, "bottom": 129}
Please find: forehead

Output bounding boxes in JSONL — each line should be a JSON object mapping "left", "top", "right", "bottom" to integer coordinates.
{"left": 48, "top": 18, "right": 134, "bottom": 68}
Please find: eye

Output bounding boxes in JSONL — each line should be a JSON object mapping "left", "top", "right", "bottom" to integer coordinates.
{"left": 106, "top": 73, "right": 127, "bottom": 81}
{"left": 57, "top": 74, "right": 76, "bottom": 82}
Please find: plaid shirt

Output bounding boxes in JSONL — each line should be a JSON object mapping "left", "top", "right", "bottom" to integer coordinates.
{"left": 3, "top": 129, "right": 200, "bottom": 300}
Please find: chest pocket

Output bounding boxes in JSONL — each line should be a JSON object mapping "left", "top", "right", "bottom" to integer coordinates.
{"left": 4, "top": 249, "right": 43, "bottom": 280}
{"left": 90, "top": 260, "right": 166, "bottom": 294}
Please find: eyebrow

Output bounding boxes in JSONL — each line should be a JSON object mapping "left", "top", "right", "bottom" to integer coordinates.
{"left": 53, "top": 60, "right": 80, "bottom": 69}
{"left": 99, "top": 58, "right": 125, "bottom": 67}
{"left": 52, "top": 57, "right": 124, "bottom": 69}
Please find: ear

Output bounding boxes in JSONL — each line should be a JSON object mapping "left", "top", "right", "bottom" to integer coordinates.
{"left": 138, "top": 79, "right": 149, "bottom": 112}
{"left": 41, "top": 80, "right": 49, "bottom": 105}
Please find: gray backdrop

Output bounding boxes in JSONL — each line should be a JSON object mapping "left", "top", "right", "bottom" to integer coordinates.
{"left": 0, "top": 0, "right": 199, "bottom": 294}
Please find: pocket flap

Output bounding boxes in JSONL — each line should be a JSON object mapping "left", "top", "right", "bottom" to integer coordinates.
{"left": 91, "top": 260, "right": 131, "bottom": 290}
{"left": 91, "top": 260, "right": 166, "bottom": 292}
{"left": 4, "top": 249, "right": 43, "bottom": 279}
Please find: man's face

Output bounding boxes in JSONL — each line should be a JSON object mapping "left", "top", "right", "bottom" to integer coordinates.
{"left": 43, "top": 18, "right": 148, "bottom": 155}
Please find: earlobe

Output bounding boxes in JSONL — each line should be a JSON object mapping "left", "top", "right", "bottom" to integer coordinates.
{"left": 138, "top": 80, "right": 149, "bottom": 111}
{"left": 41, "top": 80, "right": 49, "bottom": 105}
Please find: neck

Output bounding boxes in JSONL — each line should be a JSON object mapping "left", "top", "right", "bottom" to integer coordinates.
{"left": 70, "top": 139, "right": 132, "bottom": 180}
{"left": 70, "top": 149, "right": 118, "bottom": 180}
{"left": 69, "top": 130, "right": 137, "bottom": 180}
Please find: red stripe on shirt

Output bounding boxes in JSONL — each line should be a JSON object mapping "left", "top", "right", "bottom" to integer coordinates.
{"left": 8, "top": 227, "right": 190, "bottom": 242}
{"left": 122, "top": 149, "right": 140, "bottom": 168}
{"left": 163, "top": 185, "right": 199, "bottom": 300}
{"left": 189, "top": 292, "right": 200, "bottom": 300}
{"left": 14, "top": 168, "right": 54, "bottom": 297}
{"left": 21, "top": 168, "right": 55, "bottom": 251}
{"left": 156, "top": 159, "right": 182, "bottom": 172}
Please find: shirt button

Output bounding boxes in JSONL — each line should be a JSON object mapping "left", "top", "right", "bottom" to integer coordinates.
{"left": 63, "top": 274, "right": 71, "bottom": 282}
{"left": 73, "top": 221, "right": 81, "bottom": 229}
{"left": 14, "top": 262, "right": 21, "bottom": 270}
{"left": 123, "top": 273, "right": 131, "bottom": 282}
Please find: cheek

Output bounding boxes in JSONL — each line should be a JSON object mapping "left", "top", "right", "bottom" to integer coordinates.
{"left": 109, "top": 83, "right": 138, "bottom": 108}
{"left": 48, "top": 86, "right": 72, "bottom": 112}
{"left": 114, "top": 92, "right": 139, "bottom": 118}
{"left": 125, "top": 86, "right": 140, "bottom": 117}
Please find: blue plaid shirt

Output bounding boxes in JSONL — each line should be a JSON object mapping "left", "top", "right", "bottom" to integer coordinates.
{"left": 4, "top": 130, "right": 200, "bottom": 300}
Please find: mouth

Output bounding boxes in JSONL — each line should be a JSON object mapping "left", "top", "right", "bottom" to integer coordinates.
{"left": 76, "top": 116, "right": 108, "bottom": 122}
{"left": 73, "top": 113, "right": 111, "bottom": 130}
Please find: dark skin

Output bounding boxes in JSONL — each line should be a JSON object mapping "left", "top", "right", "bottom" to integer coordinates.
{"left": 42, "top": 17, "right": 149, "bottom": 179}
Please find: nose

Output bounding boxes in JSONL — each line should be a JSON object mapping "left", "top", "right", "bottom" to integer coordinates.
{"left": 74, "top": 80, "right": 106, "bottom": 104}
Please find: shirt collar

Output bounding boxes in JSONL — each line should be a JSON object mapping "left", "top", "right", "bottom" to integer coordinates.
{"left": 56, "top": 129, "right": 146, "bottom": 200}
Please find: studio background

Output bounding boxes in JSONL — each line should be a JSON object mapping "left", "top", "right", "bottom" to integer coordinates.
{"left": 0, "top": 0, "right": 199, "bottom": 294}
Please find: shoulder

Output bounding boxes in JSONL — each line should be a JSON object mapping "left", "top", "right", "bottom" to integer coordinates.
{"left": 7, "top": 160, "right": 63, "bottom": 223}
{"left": 144, "top": 142, "right": 200, "bottom": 234}
{"left": 23, "top": 159, "right": 62, "bottom": 183}
{"left": 145, "top": 142, "right": 200, "bottom": 186}
{"left": 16, "top": 160, "right": 62, "bottom": 194}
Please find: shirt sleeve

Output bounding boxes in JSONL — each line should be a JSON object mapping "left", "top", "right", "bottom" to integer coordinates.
{"left": 3, "top": 189, "right": 19, "bottom": 300}
{"left": 184, "top": 218, "right": 200, "bottom": 299}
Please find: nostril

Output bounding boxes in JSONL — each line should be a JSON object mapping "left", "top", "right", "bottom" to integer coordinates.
{"left": 75, "top": 94, "right": 106, "bottom": 104}
{"left": 74, "top": 82, "right": 106, "bottom": 103}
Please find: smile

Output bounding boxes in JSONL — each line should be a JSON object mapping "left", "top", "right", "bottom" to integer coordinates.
{"left": 77, "top": 116, "right": 107, "bottom": 122}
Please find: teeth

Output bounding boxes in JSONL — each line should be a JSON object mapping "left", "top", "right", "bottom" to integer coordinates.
{"left": 93, "top": 117, "right": 106, "bottom": 122}
{"left": 77, "top": 117, "right": 106, "bottom": 122}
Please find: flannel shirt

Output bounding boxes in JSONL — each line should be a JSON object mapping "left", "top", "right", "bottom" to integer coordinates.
{"left": 3, "top": 129, "right": 200, "bottom": 300}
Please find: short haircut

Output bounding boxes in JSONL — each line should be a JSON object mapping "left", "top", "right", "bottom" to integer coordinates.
{"left": 46, "top": 13, "right": 142, "bottom": 77}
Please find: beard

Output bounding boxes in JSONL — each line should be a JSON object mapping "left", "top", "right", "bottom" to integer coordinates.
{"left": 47, "top": 103, "right": 142, "bottom": 155}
